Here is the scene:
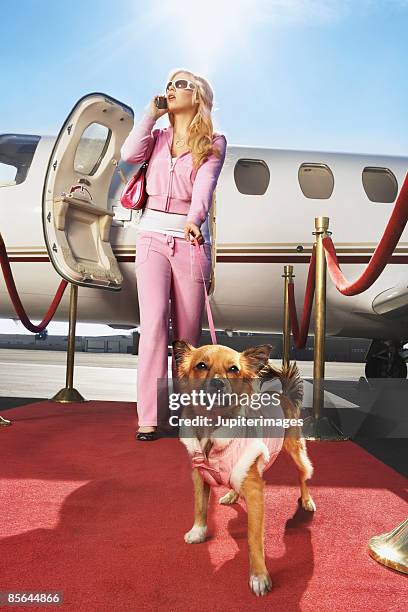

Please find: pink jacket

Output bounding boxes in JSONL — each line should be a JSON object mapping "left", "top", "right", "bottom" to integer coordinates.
{"left": 120, "top": 113, "right": 227, "bottom": 227}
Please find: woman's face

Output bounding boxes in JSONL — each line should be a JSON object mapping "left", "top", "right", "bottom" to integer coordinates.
{"left": 166, "top": 72, "right": 198, "bottom": 114}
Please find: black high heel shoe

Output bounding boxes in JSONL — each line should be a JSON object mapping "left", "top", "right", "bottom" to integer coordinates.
{"left": 136, "top": 430, "right": 158, "bottom": 442}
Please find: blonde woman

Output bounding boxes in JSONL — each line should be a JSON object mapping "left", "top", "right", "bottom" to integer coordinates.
{"left": 121, "top": 69, "right": 227, "bottom": 441}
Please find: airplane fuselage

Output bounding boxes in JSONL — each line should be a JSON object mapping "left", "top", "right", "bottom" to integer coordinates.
{"left": 1, "top": 132, "right": 407, "bottom": 345}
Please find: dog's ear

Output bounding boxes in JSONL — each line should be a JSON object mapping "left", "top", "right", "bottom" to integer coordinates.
{"left": 172, "top": 340, "right": 195, "bottom": 368}
{"left": 240, "top": 344, "right": 273, "bottom": 374}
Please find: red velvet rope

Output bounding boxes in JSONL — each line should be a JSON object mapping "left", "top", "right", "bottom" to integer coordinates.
{"left": 0, "top": 234, "right": 68, "bottom": 333}
{"left": 323, "top": 171, "right": 408, "bottom": 296}
{"left": 287, "top": 247, "right": 316, "bottom": 349}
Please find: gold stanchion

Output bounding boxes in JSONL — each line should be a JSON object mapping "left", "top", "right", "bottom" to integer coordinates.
{"left": 368, "top": 518, "right": 408, "bottom": 574}
{"left": 303, "top": 217, "right": 346, "bottom": 440}
{"left": 0, "top": 415, "right": 12, "bottom": 427}
{"left": 52, "top": 283, "right": 86, "bottom": 403}
{"left": 313, "top": 216, "right": 328, "bottom": 420}
{"left": 282, "top": 265, "right": 294, "bottom": 369}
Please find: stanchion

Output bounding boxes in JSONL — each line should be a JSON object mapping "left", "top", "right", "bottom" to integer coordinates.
{"left": 0, "top": 415, "right": 12, "bottom": 427}
{"left": 313, "top": 216, "right": 328, "bottom": 420}
{"left": 302, "top": 217, "right": 346, "bottom": 440}
{"left": 368, "top": 518, "right": 408, "bottom": 574}
{"left": 282, "top": 265, "right": 294, "bottom": 369}
{"left": 51, "top": 283, "right": 86, "bottom": 403}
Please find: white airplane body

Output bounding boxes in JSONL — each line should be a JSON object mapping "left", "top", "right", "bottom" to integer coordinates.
{"left": 1, "top": 93, "right": 407, "bottom": 376}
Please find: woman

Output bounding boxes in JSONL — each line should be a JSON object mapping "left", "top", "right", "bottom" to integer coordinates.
{"left": 120, "top": 69, "right": 227, "bottom": 441}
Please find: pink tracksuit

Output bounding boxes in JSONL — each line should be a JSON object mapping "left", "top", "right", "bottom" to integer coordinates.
{"left": 120, "top": 114, "right": 227, "bottom": 224}
{"left": 120, "top": 114, "right": 227, "bottom": 426}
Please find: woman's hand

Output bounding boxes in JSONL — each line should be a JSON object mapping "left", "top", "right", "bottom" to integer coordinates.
{"left": 184, "top": 222, "right": 204, "bottom": 245}
{"left": 146, "top": 95, "right": 169, "bottom": 121}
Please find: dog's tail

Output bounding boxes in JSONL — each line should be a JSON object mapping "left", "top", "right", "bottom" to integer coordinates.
{"left": 259, "top": 361, "right": 312, "bottom": 479}
{"left": 280, "top": 362, "right": 304, "bottom": 412}
{"left": 258, "top": 360, "right": 303, "bottom": 413}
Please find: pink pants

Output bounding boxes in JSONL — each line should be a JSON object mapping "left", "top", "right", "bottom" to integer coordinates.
{"left": 135, "top": 230, "right": 212, "bottom": 426}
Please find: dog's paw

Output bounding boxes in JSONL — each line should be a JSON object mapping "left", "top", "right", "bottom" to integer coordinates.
{"left": 219, "top": 489, "right": 239, "bottom": 505}
{"left": 301, "top": 496, "right": 316, "bottom": 512}
{"left": 249, "top": 573, "right": 272, "bottom": 597}
{"left": 184, "top": 525, "right": 208, "bottom": 544}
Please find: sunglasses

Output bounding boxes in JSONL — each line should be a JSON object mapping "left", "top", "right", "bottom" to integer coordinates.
{"left": 166, "top": 79, "right": 196, "bottom": 92}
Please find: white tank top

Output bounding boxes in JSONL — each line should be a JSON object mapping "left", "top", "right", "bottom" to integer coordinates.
{"left": 134, "top": 156, "right": 211, "bottom": 244}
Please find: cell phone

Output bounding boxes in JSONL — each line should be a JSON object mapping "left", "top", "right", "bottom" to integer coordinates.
{"left": 155, "top": 96, "right": 168, "bottom": 109}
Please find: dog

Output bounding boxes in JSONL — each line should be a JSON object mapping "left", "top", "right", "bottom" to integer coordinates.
{"left": 171, "top": 341, "right": 316, "bottom": 597}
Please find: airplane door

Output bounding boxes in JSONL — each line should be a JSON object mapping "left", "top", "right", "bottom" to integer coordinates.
{"left": 42, "top": 92, "right": 134, "bottom": 290}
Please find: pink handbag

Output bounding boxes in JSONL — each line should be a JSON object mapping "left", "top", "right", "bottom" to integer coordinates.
{"left": 120, "top": 132, "right": 157, "bottom": 210}
{"left": 120, "top": 161, "right": 149, "bottom": 210}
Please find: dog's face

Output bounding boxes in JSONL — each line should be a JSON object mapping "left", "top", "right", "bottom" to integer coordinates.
{"left": 172, "top": 341, "right": 273, "bottom": 416}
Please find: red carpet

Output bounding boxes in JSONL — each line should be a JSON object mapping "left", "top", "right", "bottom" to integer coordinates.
{"left": 0, "top": 400, "right": 406, "bottom": 611}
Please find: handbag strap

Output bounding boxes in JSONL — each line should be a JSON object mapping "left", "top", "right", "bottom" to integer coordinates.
{"left": 191, "top": 237, "right": 217, "bottom": 345}
{"left": 115, "top": 128, "right": 158, "bottom": 184}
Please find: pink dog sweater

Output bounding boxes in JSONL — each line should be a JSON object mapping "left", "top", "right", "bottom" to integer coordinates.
{"left": 180, "top": 435, "right": 284, "bottom": 493}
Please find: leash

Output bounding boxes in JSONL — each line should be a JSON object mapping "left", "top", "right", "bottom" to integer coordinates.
{"left": 192, "top": 237, "right": 218, "bottom": 345}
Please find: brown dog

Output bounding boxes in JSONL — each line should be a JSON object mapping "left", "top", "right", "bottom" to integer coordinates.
{"left": 171, "top": 341, "right": 316, "bottom": 597}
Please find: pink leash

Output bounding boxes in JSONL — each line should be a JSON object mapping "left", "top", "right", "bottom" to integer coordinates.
{"left": 192, "top": 237, "right": 217, "bottom": 345}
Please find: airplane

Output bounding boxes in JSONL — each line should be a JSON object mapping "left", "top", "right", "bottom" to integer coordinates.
{"left": 0, "top": 92, "right": 407, "bottom": 379}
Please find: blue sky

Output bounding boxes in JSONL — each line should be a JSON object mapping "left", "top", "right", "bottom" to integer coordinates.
{"left": 1, "top": 0, "right": 408, "bottom": 156}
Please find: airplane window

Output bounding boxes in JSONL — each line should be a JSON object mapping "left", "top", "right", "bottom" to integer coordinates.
{"left": 0, "top": 134, "right": 40, "bottom": 187}
{"left": 74, "top": 123, "right": 111, "bottom": 176}
{"left": 362, "top": 167, "right": 398, "bottom": 203}
{"left": 234, "top": 159, "right": 270, "bottom": 195}
{"left": 298, "top": 163, "right": 334, "bottom": 199}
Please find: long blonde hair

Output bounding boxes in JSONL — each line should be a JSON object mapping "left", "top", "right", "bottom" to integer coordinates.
{"left": 167, "top": 68, "right": 222, "bottom": 171}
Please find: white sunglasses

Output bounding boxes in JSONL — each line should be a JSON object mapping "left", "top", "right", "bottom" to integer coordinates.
{"left": 166, "top": 79, "right": 196, "bottom": 92}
